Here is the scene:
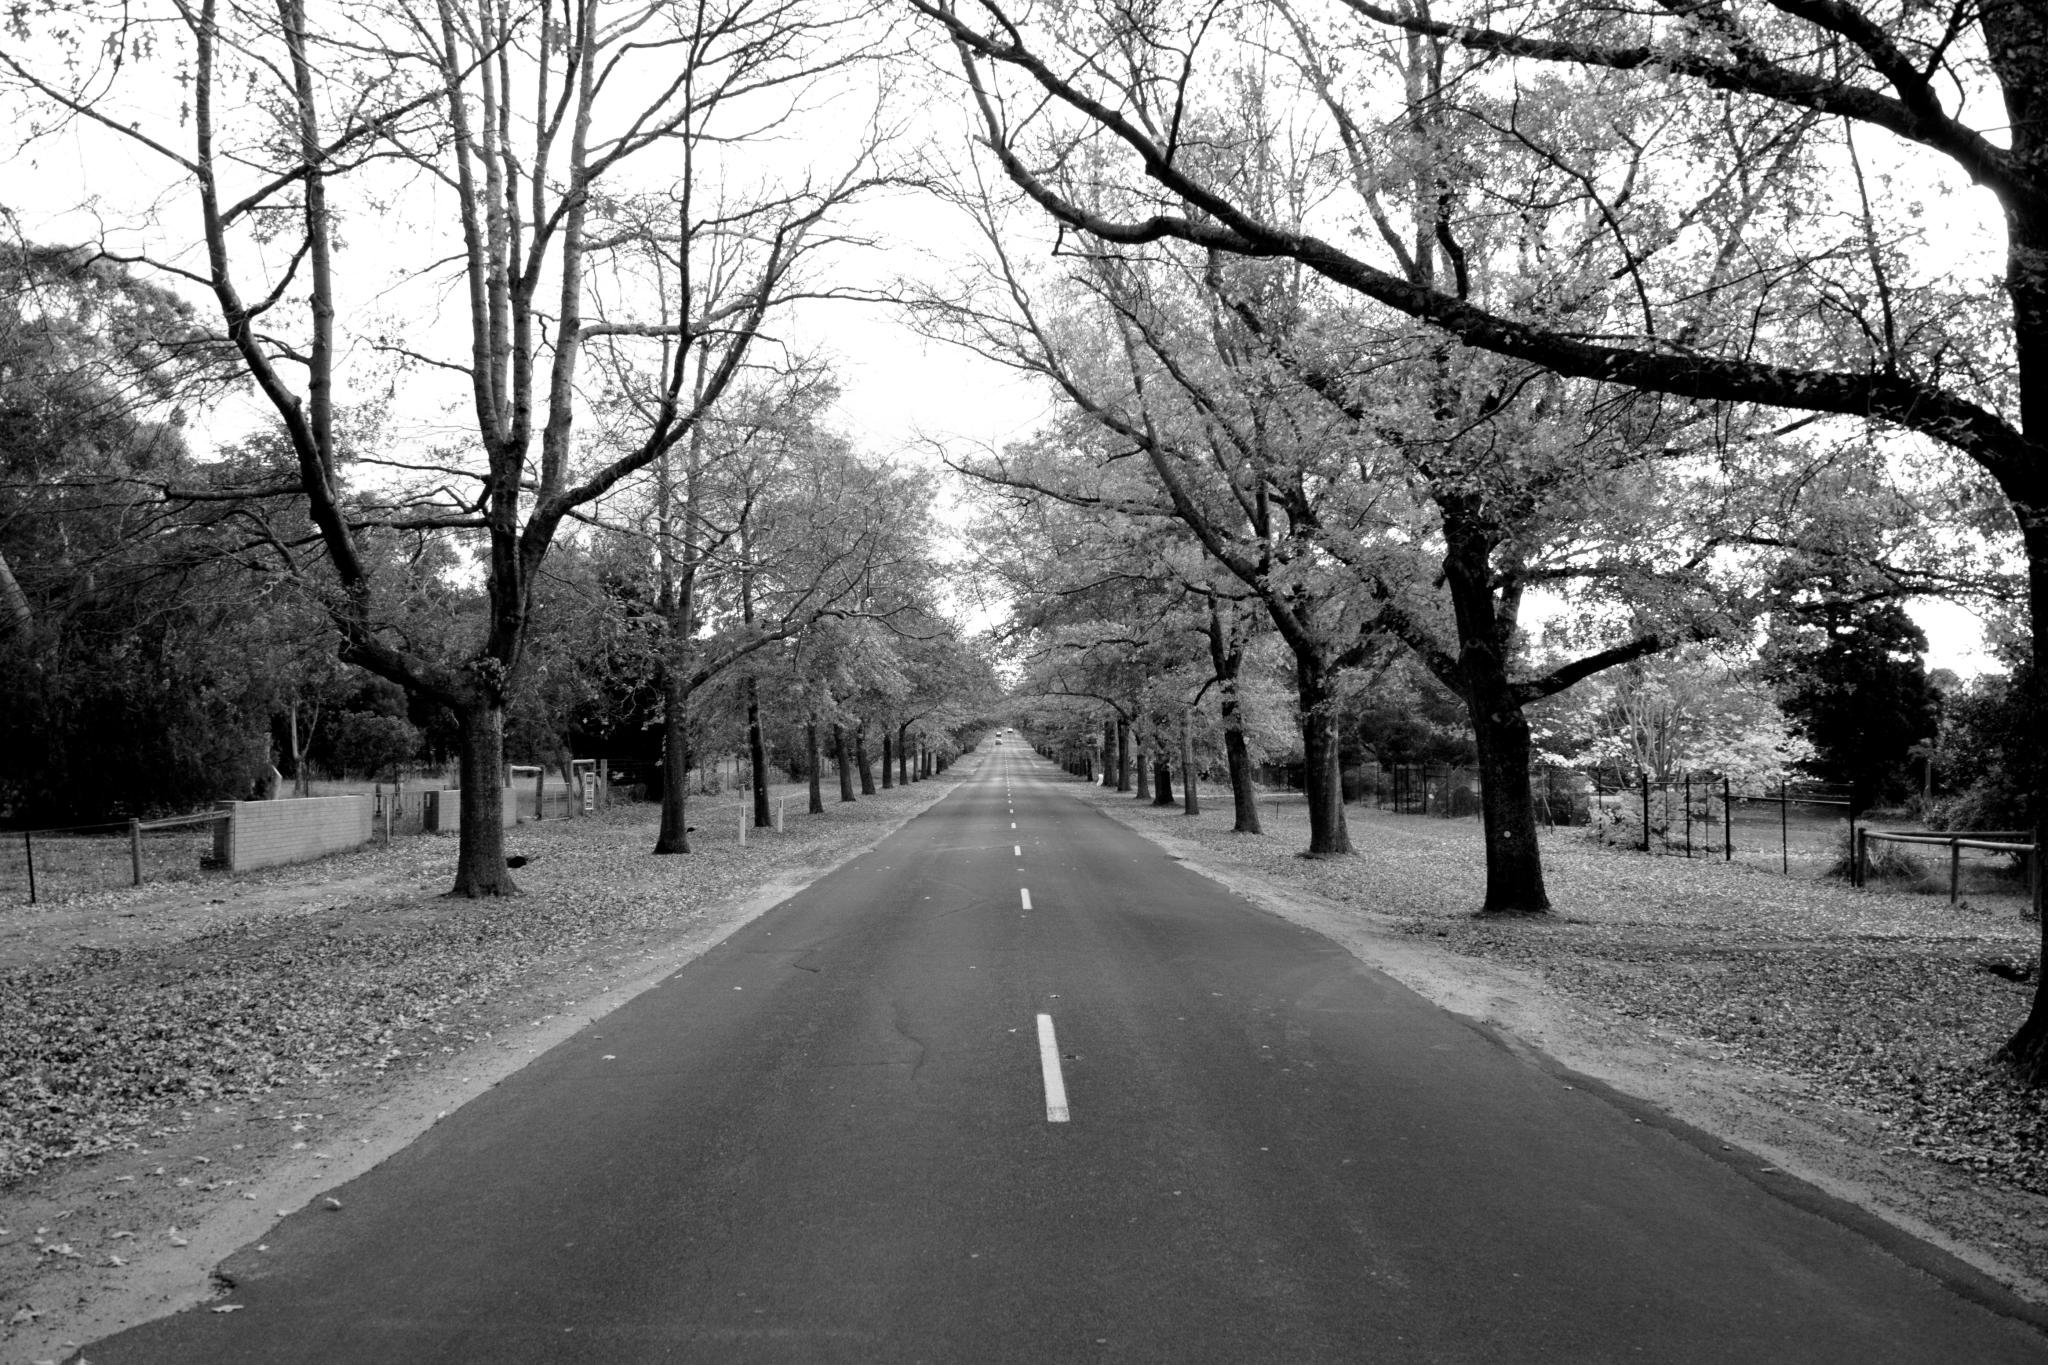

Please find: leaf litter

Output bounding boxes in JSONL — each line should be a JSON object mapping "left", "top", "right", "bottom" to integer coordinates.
{"left": 1, "top": 784, "right": 958, "bottom": 1189}
{"left": 1, "top": 777, "right": 970, "bottom": 1359}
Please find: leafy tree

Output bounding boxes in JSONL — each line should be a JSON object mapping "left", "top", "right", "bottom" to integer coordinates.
{"left": 918, "top": 156, "right": 1796, "bottom": 898}
{"left": 1533, "top": 649, "right": 1812, "bottom": 789}
{"left": 1352, "top": 657, "right": 1476, "bottom": 770}
{"left": 1765, "top": 588, "right": 1940, "bottom": 810}
{"left": 1935, "top": 657, "right": 2041, "bottom": 833}
{"left": 0, "top": 239, "right": 277, "bottom": 821}
{"left": 329, "top": 712, "right": 421, "bottom": 780}
{"left": 910, "top": 0, "right": 2048, "bottom": 1073}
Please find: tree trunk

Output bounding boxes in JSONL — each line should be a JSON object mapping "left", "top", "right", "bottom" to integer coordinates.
{"left": 807, "top": 716, "right": 825, "bottom": 814}
{"left": 747, "top": 676, "right": 771, "bottom": 828}
{"left": 1443, "top": 527, "right": 1550, "bottom": 912}
{"left": 449, "top": 701, "right": 517, "bottom": 896}
{"left": 1116, "top": 716, "right": 1132, "bottom": 792}
{"left": 1469, "top": 696, "right": 1550, "bottom": 913}
{"left": 1297, "top": 655, "right": 1352, "bottom": 857}
{"left": 881, "top": 730, "right": 894, "bottom": 789}
{"left": 1224, "top": 717, "right": 1258, "bottom": 834}
{"left": 0, "top": 549, "right": 31, "bottom": 640}
{"left": 834, "top": 722, "right": 856, "bottom": 802}
{"left": 1134, "top": 736, "right": 1151, "bottom": 800}
{"left": 655, "top": 675, "right": 692, "bottom": 853}
{"left": 289, "top": 701, "right": 316, "bottom": 798}
{"left": 1103, "top": 719, "right": 1117, "bottom": 786}
{"left": 1152, "top": 754, "right": 1174, "bottom": 807}
{"left": 898, "top": 723, "right": 912, "bottom": 785}
{"left": 856, "top": 723, "right": 877, "bottom": 795}
{"left": 1997, "top": 513, "right": 2048, "bottom": 1076}
{"left": 1181, "top": 710, "right": 1199, "bottom": 816}
{"left": 1986, "top": 11, "right": 2048, "bottom": 1079}
{"left": 1206, "top": 594, "right": 1258, "bottom": 833}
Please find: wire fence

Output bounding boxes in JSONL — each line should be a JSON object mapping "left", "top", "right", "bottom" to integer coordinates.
{"left": 1586, "top": 775, "right": 1855, "bottom": 878}
{"left": 6, "top": 768, "right": 619, "bottom": 906}
{"left": 1, "top": 812, "right": 228, "bottom": 905}
{"left": 1351, "top": 763, "right": 2035, "bottom": 898}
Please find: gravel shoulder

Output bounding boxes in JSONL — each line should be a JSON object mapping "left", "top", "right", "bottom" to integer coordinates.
{"left": 0, "top": 771, "right": 972, "bottom": 1365}
{"left": 1076, "top": 782, "right": 2048, "bottom": 1311}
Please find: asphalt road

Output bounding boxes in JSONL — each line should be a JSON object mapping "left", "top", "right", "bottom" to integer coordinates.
{"left": 74, "top": 738, "right": 2048, "bottom": 1363}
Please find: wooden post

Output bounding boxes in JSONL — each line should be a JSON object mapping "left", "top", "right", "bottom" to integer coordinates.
{"left": 1855, "top": 827, "right": 1868, "bottom": 888}
{"left": 1950, "top": 838, "right": 1962, "bottom": 906}
{"left": 129, "top": 818, "right": 143, "bottom": 886}
{"left": 23, "top": 830, "right": 35, "bottom": 904}
{"left": 776, "top": 797, "right": 785, "bottom": 832}
{"left": 599, "top": 760, "right": 610, "bottom": 810}
{"left": 739, "top": 802, "right": 747, "bottom": 847}
{"left": 1640, "top": 773, "right": 1651, "bottom": 853}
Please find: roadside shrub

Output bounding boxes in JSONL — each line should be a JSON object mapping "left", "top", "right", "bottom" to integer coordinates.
{"left": 1585, "top": 787, "right": 1718, "bottom": 851}
{"left": 1827, "top": 822, "right": 1926, "bottom": 884}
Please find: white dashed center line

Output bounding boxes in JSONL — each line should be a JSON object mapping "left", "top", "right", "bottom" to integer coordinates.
{"left": 1036, "top": 1014, "right": 1070, "bottom": 1123}
{"left": 1014, "top": 845, "right": 1021, "bottom": 857}
{"left": 1020, "top": 888, "right": 1033, "bottom": 910}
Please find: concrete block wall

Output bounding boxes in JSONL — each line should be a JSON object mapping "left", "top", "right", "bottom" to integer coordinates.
{"left": 212, "top": 795, "right": 373, "bottom": 872}
{"left": 424, "top": 789, "right": 520, "bottom": 834}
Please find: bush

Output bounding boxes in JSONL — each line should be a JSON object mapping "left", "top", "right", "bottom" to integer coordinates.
{"left": 1827, "top": 822, "right": 1926, "bottom": 884}
{"left": 1585, "top": 787, "right": 1718, "bottom": 851}
{"left": 1923, "top": 784, "right": 2030, "bottom": 836}
{"left": 330, "top": 712, "right": 421, "bottom": 779}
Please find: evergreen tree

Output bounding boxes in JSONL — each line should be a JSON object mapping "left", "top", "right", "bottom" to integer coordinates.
{"left": 1766, "top": 584, "right": 1939, "bottom": 812}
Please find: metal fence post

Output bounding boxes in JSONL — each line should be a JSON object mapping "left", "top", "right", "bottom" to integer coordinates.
{"left": 1780, "top": 777, "right": 1789, "bottom": 876}
{"left": 1640, "top": 773, "right": 1651, "bottom": 853}
{"left": 1950, "top": 837, "right": 1962, "bottom": 906}
{"left": 129, "top": 818, "right": 143, "bottom": 887}
{"left": 1723, "top": 776, "right": 1733, "bottom": 862}
{"left": 24, "top": 830, "right": 35, "bottom": 904}
{"left": 1684, "top": 773, "right": 1692, "bottom": 858}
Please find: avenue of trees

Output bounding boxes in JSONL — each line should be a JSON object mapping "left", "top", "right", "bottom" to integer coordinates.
{"left": 909, "top": 0, "right": 2048, "bottom": 1064}
{"left": 6, "top": 0, "right": 2048, "bottom": 1077}
{"left": 0, "top": 237, "right": 998, "bottom": 836}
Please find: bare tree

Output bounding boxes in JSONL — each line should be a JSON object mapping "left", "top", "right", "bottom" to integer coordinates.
{"left": 4, "top": 0, "right": 900, "bottom": 893}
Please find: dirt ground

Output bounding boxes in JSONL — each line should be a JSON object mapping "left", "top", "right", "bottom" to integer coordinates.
{"left": 7, "top": 764, "right": 2048, "bottom": 1362}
